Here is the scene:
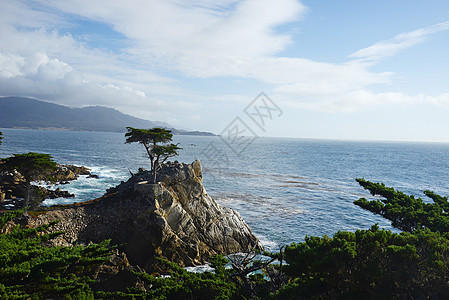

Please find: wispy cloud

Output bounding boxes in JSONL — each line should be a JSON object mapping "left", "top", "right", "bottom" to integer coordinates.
{"left": 1, "top": 0, "right": 449, "bottom": 135}
{"left": 38, "top": 0, "right": 306, "bottom": 77}
{"left": 350, "top": 21, "right": 449, "bottom": 62}
{"left": 0, "top": 0, "right": 308, "bottom": 121}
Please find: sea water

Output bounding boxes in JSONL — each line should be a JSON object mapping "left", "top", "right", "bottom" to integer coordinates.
{"left": 1, "top": 128, "right": 449, "bottom": 251}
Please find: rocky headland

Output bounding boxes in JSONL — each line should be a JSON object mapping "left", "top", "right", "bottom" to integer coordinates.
{"left": 23, "top": 160, "right": 261, "bottom": 271}
{"left": 0, "top": 164, "right": 94, "bottom": 208}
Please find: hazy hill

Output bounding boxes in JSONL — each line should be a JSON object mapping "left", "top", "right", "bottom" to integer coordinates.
{"left": 0, "top": 97, "right": 214, "bottom": 135}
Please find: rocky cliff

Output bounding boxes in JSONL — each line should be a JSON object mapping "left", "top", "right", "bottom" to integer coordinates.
{"left": 26, "top": 160, "right": 261, "bottom": 270}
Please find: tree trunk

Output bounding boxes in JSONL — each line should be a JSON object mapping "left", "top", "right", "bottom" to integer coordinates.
{"left": 23, "top": 180, "right": 30, "bottom": 215}
{"left": 152, "top": 168, "right": 157, "bottom": 184}
{"left": 151, "top": 161, "right": 158, "bottom": 184}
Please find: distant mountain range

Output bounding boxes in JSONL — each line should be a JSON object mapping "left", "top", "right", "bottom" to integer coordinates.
{"left": 0, "top": 97, "right": 215, "bottom": 136}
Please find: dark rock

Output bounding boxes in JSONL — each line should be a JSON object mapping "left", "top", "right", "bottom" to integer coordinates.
{"left": 25, "top": 160, "right": 262, "bottom": 271}
{"left": 0, "top": 187, "right": 4, "bottom": 202}
{"left": 90, "top": 250, "right": 147, "bottom": 292}
{"left": 53, "top": 164, "right": 92, "bottom": 183}
{"left": 0, "top": 171, "right": 26, "bottom": 206}
{"left": 46, "top": 187, "right": 75, "bottom": 199}
{"left": 0, "top": 164, "right": 89, "bottom": 209}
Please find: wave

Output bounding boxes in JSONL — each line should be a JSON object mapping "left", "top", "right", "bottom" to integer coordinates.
{"left": 85, "top": 165, "right": 127, "bottom": 180}
{"left": 184, "top": 264, "right": 215, "bottom": 274}
{"left": 256, "top": 234, "right": 279, "bottom": 252}
{"left": 41, "top": 166, "right": 129, "bottom": 206}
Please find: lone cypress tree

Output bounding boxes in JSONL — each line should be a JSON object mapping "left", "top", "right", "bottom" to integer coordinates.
{"left": 1, "top": 152, "right": 57, "bottom": 213}
{"left": 125, "top": 127, "right": 181, "bottom": 183}
{"left": 0, "top": 131, "right": 3, "bottom": 146}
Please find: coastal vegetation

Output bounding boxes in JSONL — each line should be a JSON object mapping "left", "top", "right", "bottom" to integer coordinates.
{"left": 277, "top": 225, "right": 449, "bottom": 299}
{"left": 271, "top": 180, "right": 449, "bottom": 299}
{"left": 1, "top": 153, "right": 57, "bottom": 213}
{"left": 1, "top": 129, "right": 449, "bottom": 298}
{"left": 3, "top": 181, "right": 449, "bottom": 299}
{"left": 2, "top": 179, "right": 448, "bottom": 299}
{"left": 0, "top": 131, "right": 99, "bottom": 209}
{"left": 0, "top": 209, "right": 113, "bottom": 299}
{"left": 354, "top": 178, "right": 449, "bottom": 232}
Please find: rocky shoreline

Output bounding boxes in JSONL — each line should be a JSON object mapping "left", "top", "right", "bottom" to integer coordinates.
{"left": 0, "top": 164, "right": 96, "bottom": 209}
{"left": 17, "top": 160, "right": 261, "bottom": 272}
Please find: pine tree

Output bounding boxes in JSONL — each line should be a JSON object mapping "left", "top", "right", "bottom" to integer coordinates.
{"left": 1, "top": 153, "right": 57, "bottom": 213}
{"left": 125, "top": 127, "right": 181, "bottom": 183}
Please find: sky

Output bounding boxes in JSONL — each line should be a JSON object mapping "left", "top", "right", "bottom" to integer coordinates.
{"left": 1, "top": 0, "right": 449, "bottom": 142}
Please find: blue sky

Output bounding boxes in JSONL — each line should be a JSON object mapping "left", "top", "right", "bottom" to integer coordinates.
{"left": 1, "top": 0, "right": 449, "bottom": 142}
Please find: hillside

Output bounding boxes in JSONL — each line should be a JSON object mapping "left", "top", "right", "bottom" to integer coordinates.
{"left": 0, "top": 97, "right": 215, "bottom": 135}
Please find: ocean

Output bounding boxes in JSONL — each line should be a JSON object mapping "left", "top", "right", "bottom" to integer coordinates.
{"left": 1, "top": 128, "right": 449, "bottom": 251}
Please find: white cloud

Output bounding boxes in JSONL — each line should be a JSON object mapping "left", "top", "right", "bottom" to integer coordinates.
{"left": 426, "top": 93, "right": 449, "bottom": 107}
{"left": 0, "top": 0, "right": 449, "bottom": 137}
{"left": 32, "top": 0, "right": 305, "bottom": 77}
{"left": 350, "top": 21, "right": 449, "bottom": 62}
{"left": 0, "top": 49, "right": 183, "bottom": 121}
{"left": 0, "top": 0, "right": 67, "bottom": 28}
{"left": 274, "top": 89, "right": 449, "bottom": 116}
{"left": 266, "top": 20, "right": 449, "bottom": 113}
{"left": 0, "top": 0, "right": 309, "bottom": 124}
{"left": 32, "top": 54, "right": 73, "bottom": 81}
{"left": 258, "top": 58, "right": 391, "bottom": 95}
{"left": 0, "top": 1, "right": 190, "bottom": 119}
{"left": 0, "top": 51, "right": 74, "bottom": 85}
{"left": 101, "top": 83, "right": 146, "bottom": 98}
{"left": 0, "top": 52, "right": 23, "bottom": 78}
{"left": 319, "top": 90, "right": 425, "bottom": 112}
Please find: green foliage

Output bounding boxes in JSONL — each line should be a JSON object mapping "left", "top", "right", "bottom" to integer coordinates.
{"left": 0, "top": 209, "right": 25, "bottom": 230}
{"left": 125, "top": 127, "right": 173, "bottom": 146}
{"left": 3, "top": 159, "right": 449, "bottom": 300}
{"left": 209, "top": 254, "right": 229, "bottom": 275}
{"left": 1, "top": 152, "right": 57, "bottom": 182}
{"left": 0, "top": 217, "right": 256, "bottom": 300}
{"left": 354, "top": 178, "right": 449, "bottom": 232}
{"left": 274, "top": 225, "right": 449, "bottom": 299}
{"left": 0, "top": 210, "right": 114, "bottom": 299}
{"left": 125, "top": 127, "right": 182, "bottom": 183}
{"left": 152, "top": 143, "right": 182, "bottom": 160}
{"left": 98, "top": 257, "right": 243, "bottom": 300}
{"left": 270, "top": 180, "right": 449, "bottom": 299}
{"left": 1, "top": 152, "right": 57, "bottom": 210}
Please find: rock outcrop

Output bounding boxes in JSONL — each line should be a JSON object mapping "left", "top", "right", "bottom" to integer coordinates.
{"left": 53, "top": 164, "right": 92, "bottom": 183}
{"left": 26, "top": 160, "right": 261, "bottom": 271}
{"left": 0, "top": 164, "right": 94, "bottom": 209}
